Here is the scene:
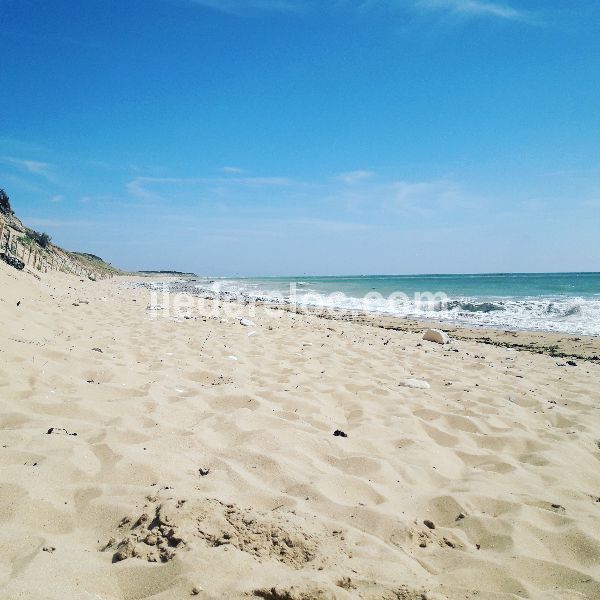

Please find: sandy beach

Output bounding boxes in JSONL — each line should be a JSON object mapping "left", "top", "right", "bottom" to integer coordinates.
{"left": 1, "top": 264, "right": 600, "bottom": 600}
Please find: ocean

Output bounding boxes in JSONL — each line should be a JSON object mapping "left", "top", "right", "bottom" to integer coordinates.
{"left": 186, "top": 272, "right": 600, "bottom": 336}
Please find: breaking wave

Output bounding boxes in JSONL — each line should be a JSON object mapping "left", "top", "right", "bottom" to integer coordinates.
{"left": 160, "top": 276, "right": 600, "bottom": 336}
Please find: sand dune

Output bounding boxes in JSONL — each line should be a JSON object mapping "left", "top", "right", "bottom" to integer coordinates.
{"left": 1, "top": 264, "right": 599, "bottom": 599}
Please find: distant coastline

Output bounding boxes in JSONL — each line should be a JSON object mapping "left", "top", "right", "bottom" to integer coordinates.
{"left": 137, "top": 270, "right": 198, "bottom": 277}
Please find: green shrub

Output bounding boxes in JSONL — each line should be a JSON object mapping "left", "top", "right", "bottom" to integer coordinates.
{"left": 26, "top": 228, "right": 52, "bottom": 248}
{"left": 0, "top": 189, "right": 12, "bottom": 215}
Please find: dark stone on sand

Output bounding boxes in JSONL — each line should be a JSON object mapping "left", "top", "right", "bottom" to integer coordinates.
{"left": 46, "top": 427, "right": 77, "bottom": 436}
{"left": 199, "top": 468, "right": 210, "bottom": 476}
{"left": 423, "top": 519, "right": 435, "bottom": 530}
{"left": 333, "top": 430, "right": 348, "bottom": 438}
{"left": 566, "top": 360, "right": 577, "bottom": 366}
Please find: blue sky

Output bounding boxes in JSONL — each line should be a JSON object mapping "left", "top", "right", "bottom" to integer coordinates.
{"left": 1, "top": 0, "right": 599, "bottom": 275}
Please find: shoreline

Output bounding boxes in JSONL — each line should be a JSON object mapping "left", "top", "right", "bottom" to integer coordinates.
{"left": 282, "top": 308, "right": 600, "bottom": 363}
{"left": 133, "top": 275, "right": 600, "bottom": 363}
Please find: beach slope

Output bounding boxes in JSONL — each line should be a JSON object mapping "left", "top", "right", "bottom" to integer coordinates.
{"left": 1, "top": 264, "right": 599, "bottom": 599}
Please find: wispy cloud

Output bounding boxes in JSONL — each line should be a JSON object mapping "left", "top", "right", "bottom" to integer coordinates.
{"left": 181, "top": 0, "right": 531, "bottom": 23}
{"left": 187, "top": 0, "right": 301, "bottom": 16}
{"left": 127, "top": 175, "right": 296, "bottom": 202}
{"left": 358, "top": 0, "right": 528, "bottom": 22}
{"left": 0, "top": 156, "right": 65, "bottom": 188}
{"left": 125, "top": 170, "right": 471, "bottom": 222}
{"left": 221, "top": 166, "right": 247, "bottom": 175}
{"left": 334, "top": 176, "right": 467, "bottom": 216}
{"left": 416, "top": 0, "right": 524, "bottom": 20}
{"left": 390, "top": 178, "right": 458, "bottom": 203}
{"left": 336, "top": 170, "right": 375, "bottom": 184}
{"left": 2, "top": 156, "right": 53, "bottom": 177}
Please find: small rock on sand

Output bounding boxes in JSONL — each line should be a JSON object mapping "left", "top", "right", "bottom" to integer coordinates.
{"left": 399, "top": 379, "right": 430, "bottom": 389}
{"left": 422, "top": 328, "right": 450, "bottom": 344}
{"left": 239, "top": 318, "right": 255, "bottom": 326}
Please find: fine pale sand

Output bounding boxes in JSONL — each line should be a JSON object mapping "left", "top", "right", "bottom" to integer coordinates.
{"left": 1, "top": 264, "right": 600, "bottom": 600}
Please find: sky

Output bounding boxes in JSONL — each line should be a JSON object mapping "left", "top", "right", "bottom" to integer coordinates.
{"left": 1, "top": 0, "right": 599, "bottom": 276}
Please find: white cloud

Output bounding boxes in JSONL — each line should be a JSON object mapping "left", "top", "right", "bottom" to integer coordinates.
{"left": 126, "top": 175, "right": 297, "bottom": 206}
{"left": 336, "top": 177, "right": 466, "bottom": 215}
{"left": 221, "top": 166, "right": 247, "bottom": 174}
{"left": 180, "top": 0, "right": 530, "bottom": 23}
{"left": 415, "top": 0, "right": 524, "bottom": 20}
{"left": 337, "top": 170, "right": 375, "bottom": 184}
{"left": 125, "top": 170, "right": 470, "bottom": 222}
{"left": 21, "top": 160, "right": 51, "bottom": 174}
{"left": 390, "top": 179, "right": 458, "bottom": 203}
{"left": 188, "top": 0, "right": 301, "bottom": 15}
{"left": 359, "top": 0, "right": 527, "bottom": 22}
{"left": 2, "top": 156, "right": 53, "bottom": 176}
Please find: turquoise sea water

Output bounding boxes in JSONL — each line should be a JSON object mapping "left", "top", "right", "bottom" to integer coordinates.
{"left": 190, "top": 272, "right": 600, "bottom": 336}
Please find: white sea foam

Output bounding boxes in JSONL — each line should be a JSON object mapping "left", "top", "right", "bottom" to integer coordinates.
{"left": 207, "top": 280, "right": 600, "bottom": 335}
{"left": 153, "top": 277, "right": 600, "bottom": 336}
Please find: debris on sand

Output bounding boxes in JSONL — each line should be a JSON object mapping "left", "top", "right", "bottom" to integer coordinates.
{"left": 46, "top": 427, "right": 77, "bottom": 436}
{"left": 399, "top": 379, "right": 430, "bottom": 390}
{"left": 253, "top": 585, "right": 335, "bottom": 599}
{"left": 422, "top": 328, "right": 450, "bottom": 345}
